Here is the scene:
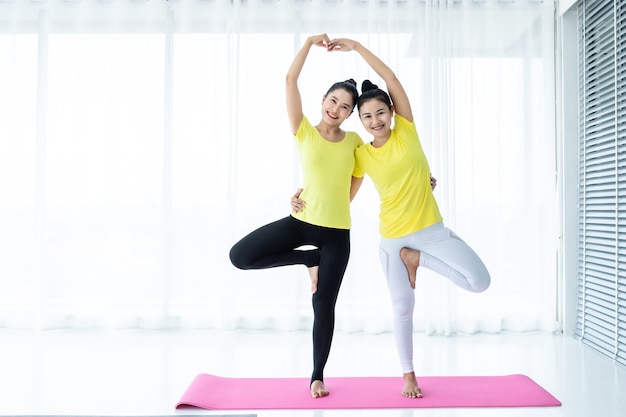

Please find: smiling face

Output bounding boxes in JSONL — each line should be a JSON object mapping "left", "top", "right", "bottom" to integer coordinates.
{"left": 358, "top": 98, "right": 393, "bottom": 141}
{"left": 320, "top": 88, "right": 355, "bottom": 126}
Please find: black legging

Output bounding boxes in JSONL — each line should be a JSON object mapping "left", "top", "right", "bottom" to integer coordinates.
{"left": 230, "top": 215, "right": 350, "bottom": 384}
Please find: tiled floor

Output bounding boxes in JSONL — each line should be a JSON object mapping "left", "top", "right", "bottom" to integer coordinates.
{"left": 0, "top": 329, "right": 624, "bottom": 417}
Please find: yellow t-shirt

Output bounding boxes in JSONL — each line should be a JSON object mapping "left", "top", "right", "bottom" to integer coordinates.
{"left": 354, "top": 114, "right": 443, "bottom": 238}
{"left": 292, "top": 117, "right": 364, "bottom": 229}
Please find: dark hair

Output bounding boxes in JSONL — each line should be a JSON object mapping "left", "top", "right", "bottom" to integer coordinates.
{"left": 325, "top": 78, "right": 359, "bottom": 109}
{"left": 357, "top": 79, "right": 392, "bottom": 111}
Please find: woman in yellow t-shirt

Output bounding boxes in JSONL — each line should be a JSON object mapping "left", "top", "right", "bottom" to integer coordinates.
{"left": 329, "top": 38, "right": 491, "bottom": 399}
{"left": 229, "top": 34, "right": 364, "bottom": 399}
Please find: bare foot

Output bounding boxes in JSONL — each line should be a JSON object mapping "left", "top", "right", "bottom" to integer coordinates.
{"left": 400, "top": 247, "right": 420, "bottom": 289}
{"left": 308, "top": 266, "right": 319, "bottom": 294}
{"left": 402, "top": 372, "right": 423, "bottom": 398}
{"left": 310, "top": 379, "right": 329, "bottom": 398}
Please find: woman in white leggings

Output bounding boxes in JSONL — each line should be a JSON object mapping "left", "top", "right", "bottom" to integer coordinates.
{"left": 329, "top": 38, "right": 492, "bottom": 399}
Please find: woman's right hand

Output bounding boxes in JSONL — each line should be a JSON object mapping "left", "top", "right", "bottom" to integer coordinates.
{"left": 308, "top": 34, "right": 331, "bottom": 49}
{"left": 430, "top": 175, "right": 437, "bottom": 191}
{"left": 327, "top": 38, "right": 359, "bottom": 52}
{"left": 291, "top": 188, "right": 306, "bottom": 213}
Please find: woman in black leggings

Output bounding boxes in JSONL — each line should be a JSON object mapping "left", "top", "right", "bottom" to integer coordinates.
{"left": 229, "top": 33, "right": 363, "bottom": 398}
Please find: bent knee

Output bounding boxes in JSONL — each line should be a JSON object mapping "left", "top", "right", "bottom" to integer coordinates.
{"left": 229, "top": 246, "right": 249, "bottom": 270}
{"left": 471, "top": 274, "right": 491, "bottom": 293}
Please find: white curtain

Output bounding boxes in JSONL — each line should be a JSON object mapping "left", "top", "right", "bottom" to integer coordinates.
{"left": 0, "top": 0, "right": 558, "bottom": 334}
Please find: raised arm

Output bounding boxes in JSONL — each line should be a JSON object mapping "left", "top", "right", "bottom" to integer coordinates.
{"left": 328, "top": 38, "right": 413, "bottom": 123}
{"left": 286, "top": 34, "right": 331, "bottom": 135}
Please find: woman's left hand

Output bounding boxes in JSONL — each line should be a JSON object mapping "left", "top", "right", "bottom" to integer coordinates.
{"left": 291, "top": 188, "right": 306, "bottom": 213}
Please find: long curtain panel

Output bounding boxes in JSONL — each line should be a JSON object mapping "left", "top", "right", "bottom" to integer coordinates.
{"left": 0, "top": 0, "right": 558, "bottom": 334}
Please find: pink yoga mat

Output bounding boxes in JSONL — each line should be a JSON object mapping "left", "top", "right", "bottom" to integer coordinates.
{"left": 176, "top": 373, "right": 561, "bottom": 410}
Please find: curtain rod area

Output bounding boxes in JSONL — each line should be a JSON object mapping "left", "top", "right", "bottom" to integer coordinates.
{"left": 0, "top": 0, "right": 551, "bottom": 33}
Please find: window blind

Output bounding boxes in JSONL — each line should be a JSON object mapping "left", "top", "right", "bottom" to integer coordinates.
{"left": 577, "top": 0, "right": 626, "bottom": 367}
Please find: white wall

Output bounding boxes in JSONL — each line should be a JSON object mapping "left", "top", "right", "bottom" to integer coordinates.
{"left": 560, "top": 0, "right": 578, "bottom": 15}
{"left": 557, "top": 3, "right": 579, "bottom": 336}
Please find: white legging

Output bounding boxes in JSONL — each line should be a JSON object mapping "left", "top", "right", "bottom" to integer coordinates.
{"left": 379, "top": 221, "right": 491, "bottom": 373}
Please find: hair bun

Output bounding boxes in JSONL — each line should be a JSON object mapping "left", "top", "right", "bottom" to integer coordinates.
{"left": 346, "top": 78, "right": 357, "bottom": 88}
{"left": 361, "top": 80, "right": 378, "bottom": 93}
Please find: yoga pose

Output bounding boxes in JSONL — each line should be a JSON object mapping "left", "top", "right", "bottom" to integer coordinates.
{"left": 229, "top": 34, "right": 363, "bottom": 398}
{"left": 292, "top": 37, "right": 491, "bottom": 398}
